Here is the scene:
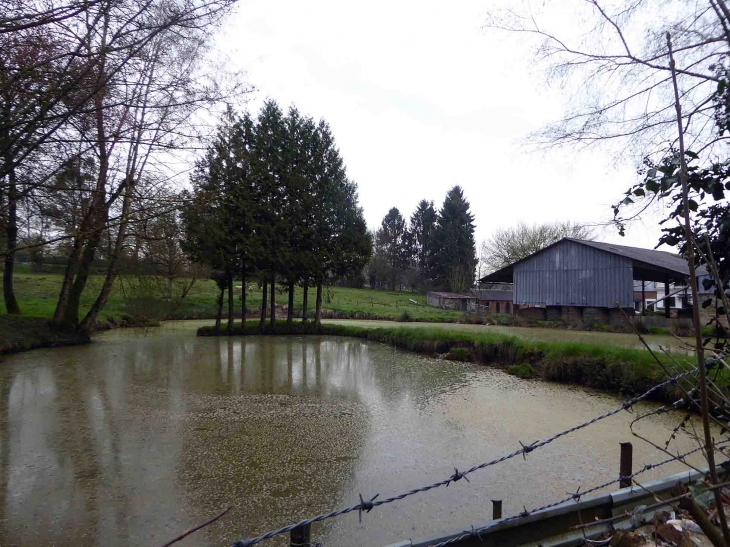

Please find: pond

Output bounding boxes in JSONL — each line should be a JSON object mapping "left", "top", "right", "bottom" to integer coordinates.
{"left": 0, "top": 321, "right": 710, "bottom": 546}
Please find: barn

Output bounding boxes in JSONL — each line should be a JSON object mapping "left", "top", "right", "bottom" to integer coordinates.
{"left": 479, "top": 238, "right": 704, "bottom": 324}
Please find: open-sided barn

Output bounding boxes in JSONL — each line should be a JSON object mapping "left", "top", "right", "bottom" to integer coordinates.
{"left": 480, "top": 238, "right": 706, "bottom": 324}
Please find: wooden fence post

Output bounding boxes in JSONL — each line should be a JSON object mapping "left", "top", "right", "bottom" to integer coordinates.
{"left": 620, "top": 442, "right": 633, "bottom": 488}
{"left": 290, "top": 523, "right": 311, "bottom": 546}
{"left": 492, "top": 499, "right": 502, "bottom": 520}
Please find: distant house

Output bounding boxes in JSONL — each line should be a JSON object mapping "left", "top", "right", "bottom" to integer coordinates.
{"left": 426, "top": 292, "right": 477, "bottom": 312}
{"left": 474, "top": 290, "right": 514, "bottom": 315}
{"left": 633, "top": 280, "right": 657, "bottom": 312}
{"left": 480, "top": 238, "right": 707, "bottom": 325}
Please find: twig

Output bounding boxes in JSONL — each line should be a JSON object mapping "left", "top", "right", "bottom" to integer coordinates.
{"left": 160, "top": 506, "right": 232, "bottom": 547}
{"left": 572, "top": 492, "right": 691, "bottom": 530}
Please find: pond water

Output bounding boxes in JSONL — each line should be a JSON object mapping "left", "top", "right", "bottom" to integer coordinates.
{"left": 0, "top": 321, "right": 710, "bottom": 546}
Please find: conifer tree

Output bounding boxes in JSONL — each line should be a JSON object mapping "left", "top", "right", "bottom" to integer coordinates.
{"left": 430, "top": 186, "right": 477, "bottom": 291}
{"left": 375, "top": 207, "right": 410, "bottom": 290}
{"left": 409, "top": 199, "right": 437, "bottom": 282}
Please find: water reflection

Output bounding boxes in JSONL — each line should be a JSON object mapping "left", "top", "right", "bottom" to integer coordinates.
{"left": 0, "top": 324, "right": 713, "bottom": 546}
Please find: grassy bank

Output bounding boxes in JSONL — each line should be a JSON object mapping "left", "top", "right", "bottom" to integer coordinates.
{"left": 0, "top": 315, "right": 90, "bottom": 356}
{"left": 1, "top": 267, "right": 461, "bottom": 323}
{"left": 197, "top": 321, "right": 704, "bottom": 402}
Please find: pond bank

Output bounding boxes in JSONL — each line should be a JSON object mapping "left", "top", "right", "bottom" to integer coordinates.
{"left": 197, "top": 321, "right": 701, "bottom": 404}
{"left": 0, "top": 316, "right": 90, "bottom": 355}
{"left": 0, "top": 315, "right": 160, "bottom": 357}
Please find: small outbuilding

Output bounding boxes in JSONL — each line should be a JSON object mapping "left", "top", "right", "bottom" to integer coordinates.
{"left": 426, "top": 292, "right": 477, "bottom": 312}
{"left": 474, "top": 290, "right": 514, "bottom": 315}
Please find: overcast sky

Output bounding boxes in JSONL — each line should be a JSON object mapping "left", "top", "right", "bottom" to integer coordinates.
{"left": 215, "top": 0, "right": 668, "bottom": 251}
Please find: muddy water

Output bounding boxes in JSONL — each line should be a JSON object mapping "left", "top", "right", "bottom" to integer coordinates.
{"left": 0, "top": 321, "right": 711, "bottom": 546}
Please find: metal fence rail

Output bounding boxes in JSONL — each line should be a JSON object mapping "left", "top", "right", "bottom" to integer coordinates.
{"left": 388, "top": 460, "right": 728, "bottom": 547}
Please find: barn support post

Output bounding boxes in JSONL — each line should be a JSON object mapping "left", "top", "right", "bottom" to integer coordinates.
{"left": 641, "top": 280, "right": 646, "bottom": 314}
{"left": 664, "top": 279, "right": 671, "bottom": 318}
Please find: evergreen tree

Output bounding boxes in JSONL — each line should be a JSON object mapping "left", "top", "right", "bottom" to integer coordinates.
{"left": 250, "top": 100, "right": 287, "bottom": 331}
{"left": 184, "top": 102, "right": 370, "bottom": 329}
{"left": 409, "top": 199, "right": 437, "bottom": 283}
{"left": 430, "top": 186, "right": 477, "bottom": 291}
{"left": 182, "top": 110, "right": 242, "bottom": 331}
{"left": 374, "top": 207, "right": 410, "bottom": 290}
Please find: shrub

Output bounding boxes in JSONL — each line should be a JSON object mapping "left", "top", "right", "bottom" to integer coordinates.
{"left": 536, "top": 320, "right": 560, "bottom": 328}
{"left": 507, "top": 363, "right": 536, "bottom": 378}
{"left": 447, "top": 347, "right": 472, "bottom": 361}
{"left": 397, "top": 309, "right": 412, "bottom": 322}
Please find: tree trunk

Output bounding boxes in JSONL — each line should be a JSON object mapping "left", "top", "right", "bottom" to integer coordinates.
{"left": 259, "top": 277, "right": 268, "bottom": 333}
{"left": 269, "top": 271, "right": 276, "bottom": 331}
{"left": 315, "top": 281, "right": 323, "bottom": 326}
{"left": 227, "top": 272, "right": 234, "bottom": 332}
{"left": 53, "top": 225, "right": 87, "bottom": 324}
{"left": 2, "top": 161, "right": 20, "bottom": 315}
{"left": 215, "top": 287, "right": 224, "bottom": 332}
{"left": 63, "top": 229, "right": 103, "bottom": 328}
{"left": 302, "top": 283, "right": 308, "bottom": 322}
{"left": 241, "top": 267, "right": 246, "bottom": 324}
{"left": 287, "top": 281, "right": 294, "bottom": 325}
{"left": 79, "top": 178, "right": 134, "bottom": 333}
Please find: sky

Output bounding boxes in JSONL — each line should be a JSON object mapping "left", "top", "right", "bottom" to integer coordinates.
{"left": 214, "top": 0, "right": 669, "bottom": 251}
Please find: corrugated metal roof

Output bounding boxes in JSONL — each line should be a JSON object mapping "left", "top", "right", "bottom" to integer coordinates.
{"left": 481, "top": 237, "right": 707, "bottom": 284}
{"left": 475, "top": 290, "right": 513, "bottom": 301}
{"left": 566, "top": 239, "right": 700, "bottom": 276}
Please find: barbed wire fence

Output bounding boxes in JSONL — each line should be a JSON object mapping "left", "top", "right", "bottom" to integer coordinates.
{"left": 429, "top": 441, "right": 730, "bottom": 547}
{"left": 225, "top": 366, "right": 712, "bottom": 547}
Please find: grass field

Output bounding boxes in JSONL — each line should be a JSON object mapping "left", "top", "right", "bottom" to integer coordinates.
{"left": 0, "top": 266, "right": 462, "bottom": 323}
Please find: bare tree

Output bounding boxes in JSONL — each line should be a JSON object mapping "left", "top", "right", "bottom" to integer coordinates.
{"left": 486, "top": 1, "right": 728, "bottom": 163}
{"left": 481, "top": 220, "right": 594, "bottom": 271}
{"left": 445, "top": 264, "right": 473, "bottom": 293}
{"left": 1, "top": 0, "right": 246, "bottom": 325}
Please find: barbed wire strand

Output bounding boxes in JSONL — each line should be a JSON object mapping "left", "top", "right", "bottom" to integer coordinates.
{"left": 231, "top": 368, "right": 698, "bottom": 547}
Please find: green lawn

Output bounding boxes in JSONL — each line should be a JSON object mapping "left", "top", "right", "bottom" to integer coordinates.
{"left": 0, "top": 268, "right": 462, "bottom": 323}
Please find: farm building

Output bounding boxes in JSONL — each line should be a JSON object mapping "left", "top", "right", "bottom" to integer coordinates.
{"left": 426, "top": 292, "right": 477, "bottom": 312}
{"left": 480, "top": 238, "right": 707, "bottom": 325}
{"left": 473, "top": 290, "right": 515, "bottom": 314}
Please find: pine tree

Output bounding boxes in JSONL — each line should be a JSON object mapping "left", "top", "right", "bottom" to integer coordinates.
{"left": 409, "top": 199, "right": 437, "bottom": 282}
{"left": 182, "top": 110, "right": 241, "bottom": 331}
{"left": 374, "top": 207, "right": 410, "bottom": 290}
{"left": 251, "top": 100, "right": 287, "bottom": 331}
{"left": 430, "top": 186, "right": 477, "bottom": 291}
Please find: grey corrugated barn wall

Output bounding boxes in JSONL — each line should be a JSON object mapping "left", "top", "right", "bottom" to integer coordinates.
{"left": 514, "top": 240, "right": 633, "bottom": 308}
